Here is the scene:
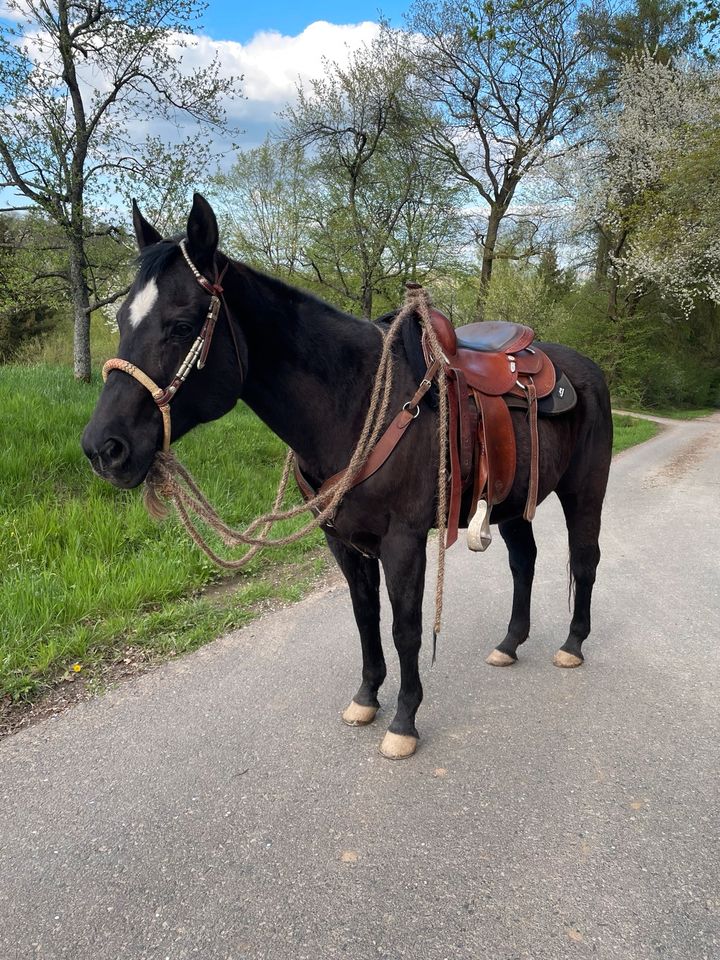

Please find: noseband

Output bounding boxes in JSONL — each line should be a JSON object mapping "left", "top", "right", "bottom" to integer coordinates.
{"left": 102, "top": 241, "right": 228, "bottom": 452}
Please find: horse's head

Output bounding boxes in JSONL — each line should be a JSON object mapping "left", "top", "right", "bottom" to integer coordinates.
{"left": 82, "top": 194, "right": 247, "bottom": 488}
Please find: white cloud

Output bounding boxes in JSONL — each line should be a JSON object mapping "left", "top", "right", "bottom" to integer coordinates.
{"left": 171, "top": 20, "right": 382, "bottom": 144}
{"left": 0, "top": 1, "right": 24, "bottom": 22}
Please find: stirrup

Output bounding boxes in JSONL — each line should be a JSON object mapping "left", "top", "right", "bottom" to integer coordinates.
{"left": 467, "top": 499, "right": 492, "bottom": 552}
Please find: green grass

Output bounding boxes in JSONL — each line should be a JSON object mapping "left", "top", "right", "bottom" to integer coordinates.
{"left": 0, "top": 364, "right": 324, "bottom": 701}
{"left": 611, "top": 413, "right": 660, "bottom": 453}
{"left": 613, "top": 402, "right": 715, "bottom": 421}
{"left": 0, "top": 368, "right": 666, "bottom": 703}
{"left": 642, "top": 408, "right": 714, "bottom": 421}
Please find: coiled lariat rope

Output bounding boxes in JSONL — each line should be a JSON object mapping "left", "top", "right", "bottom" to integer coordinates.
{"left": 143, "top": 284, "right": 450, "bottom": 641}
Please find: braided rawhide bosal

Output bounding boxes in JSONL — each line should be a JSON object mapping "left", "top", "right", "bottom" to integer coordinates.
{"left": 143, "top": 283, "right": 450, "bottom": 641}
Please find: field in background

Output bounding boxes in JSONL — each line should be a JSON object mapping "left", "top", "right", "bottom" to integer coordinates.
{"left": 1, "top": 365, "right": 662, "bottom": 702}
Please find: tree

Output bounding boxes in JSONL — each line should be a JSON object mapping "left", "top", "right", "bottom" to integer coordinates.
{"left": 583, "top": 52, "right": 720, "bottom": 318}
{"left": 281, "top": 27, "right": 463, "bottom": 318}
{"left": 407, "top": 0, "right": 594, "bottom": 292}
{"left": 0, "top": 0, "right": 240, "bottom": 380}
{"left": 0, "top": 213, "right": 63, "bottom": 361}
{"left": 210, "top": 138, "right": 311, "bottom": 280}
{"left": 582, "top": 0, "right": 699, "bottom": 90}
{"left": 614, "top": 74, "right": 720, "bottom": 314}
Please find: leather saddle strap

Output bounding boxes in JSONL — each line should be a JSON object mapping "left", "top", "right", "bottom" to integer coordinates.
{"left": 446, "top": 375, "right": 461, "bottom": 549}
{"left": 523, "top": 378, "right": 539, "bottom": 521}
{"left": 475, "top": 390, "right": 516, "bottom": 506}
{"left": 455, "top": 370, "right": 475, "bottom": 486}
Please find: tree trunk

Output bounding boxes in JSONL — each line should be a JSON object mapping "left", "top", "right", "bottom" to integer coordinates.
{"left": 477, "top": 205, "right": 503, "bottom": 319}
{"left": 481, "top": 206, "right": 502, "bottom": 289}
{"left": 595, "top": 228, "right": 610, "bottom": 282}
{"left": 360, "top": 279, "right": 373, "bottom": 320}
{"left": 69, "top": 237, "right": 91, "bottom": 382}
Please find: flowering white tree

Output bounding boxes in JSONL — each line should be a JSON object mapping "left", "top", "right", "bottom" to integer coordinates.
{"left": 581, "top": 52, "right": 720, "bottom": 317}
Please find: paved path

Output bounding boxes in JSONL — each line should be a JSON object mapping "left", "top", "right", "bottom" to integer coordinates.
{"left": 2, "top": 414, "right": 719, "bottom": 960}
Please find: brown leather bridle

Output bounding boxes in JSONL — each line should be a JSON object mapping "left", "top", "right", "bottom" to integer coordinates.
{"left": 102, "top": 240, "right": 228, "bottom": 452}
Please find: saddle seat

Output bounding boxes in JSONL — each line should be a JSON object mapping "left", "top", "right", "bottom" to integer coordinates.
{"left": 428, "top": 309, "right": 555, "bottom": 399}
{"left": 456, "top": 320, "right": 535, "bottom": 354}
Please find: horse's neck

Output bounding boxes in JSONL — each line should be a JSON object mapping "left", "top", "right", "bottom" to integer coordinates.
{"left": 227, "top": 263, "right": 384, "bottom": 477}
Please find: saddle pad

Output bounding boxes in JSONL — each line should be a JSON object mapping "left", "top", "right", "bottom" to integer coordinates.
{"left": 505, "top": 368, "right": 577, "bottom": 416}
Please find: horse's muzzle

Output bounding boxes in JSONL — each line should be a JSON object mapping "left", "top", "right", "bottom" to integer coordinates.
{"left": 81, "top": 428, "right": 148, "bottom": 489}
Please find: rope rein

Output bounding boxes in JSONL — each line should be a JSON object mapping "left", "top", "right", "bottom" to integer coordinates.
{"left": 139, "top": 274, "right": 450, "bottom": 643}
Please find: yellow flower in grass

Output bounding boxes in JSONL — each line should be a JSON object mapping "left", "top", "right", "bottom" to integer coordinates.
{"left": 71, "top": 663, "right": 82, "bottom": 673}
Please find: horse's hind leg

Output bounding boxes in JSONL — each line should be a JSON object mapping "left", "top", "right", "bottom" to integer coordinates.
{"left": 326, "top": 535, "right": 386, "bottom": 725}
{"left": 554, "top": 486, "right": 605, "bottom": 668}
{"left": 486, "top": 517, "right": 537, "bottom": 666}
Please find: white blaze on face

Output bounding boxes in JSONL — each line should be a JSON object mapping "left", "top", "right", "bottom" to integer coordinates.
{"left": 128, "top": 279, "right": 159, "bottom": 328}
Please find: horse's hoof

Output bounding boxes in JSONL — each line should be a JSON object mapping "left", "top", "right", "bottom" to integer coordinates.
{"left": 379, "top": 731, "right": 418, "bottom": 759}
{"left": 342, "top": 700, "right": 378, "bottom": 726}
{"left": 486, "top": 649, "right": 516, "bottom": 667}
{"left": 553, "top": 650, "right": 584, "bottom": 668}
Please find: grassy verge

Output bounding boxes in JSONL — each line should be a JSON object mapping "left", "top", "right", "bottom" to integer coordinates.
{"left": 1, "top": 364, "right": 324, "bottom": 702}
{"left": 1, "top": 369, "right": 666, "bottom": 706}
{"left": 611, "top": 413, "right": 661, "bottom": 454}
{"left": 613, "top": 402, "right": 715, "bottom": 421}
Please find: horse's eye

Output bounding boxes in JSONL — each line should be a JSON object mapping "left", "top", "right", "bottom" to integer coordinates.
{"left": 173, "top": 322, "right": 195, "bottom": 340}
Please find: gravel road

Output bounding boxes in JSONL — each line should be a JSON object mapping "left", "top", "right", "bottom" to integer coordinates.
{"left": 1, "top": 413, "right": 719, "bottom": 960}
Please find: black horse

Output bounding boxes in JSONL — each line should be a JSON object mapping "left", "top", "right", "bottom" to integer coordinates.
{"left": 83, "top": 195, "right": 612, "bottom": 759}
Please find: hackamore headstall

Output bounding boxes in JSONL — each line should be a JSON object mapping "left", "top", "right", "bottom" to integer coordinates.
{"left": 102, "top": 240, "right": 227, "bottom": 451}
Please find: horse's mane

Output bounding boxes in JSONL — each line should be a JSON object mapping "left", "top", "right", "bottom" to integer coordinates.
{"left": 135, "top": 237, "right": 183, "bottom": 287}
{"left": 376, "top": 308, "right": 439, "bottom": 411}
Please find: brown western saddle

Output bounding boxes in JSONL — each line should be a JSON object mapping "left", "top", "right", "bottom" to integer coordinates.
{"left": 424, "top": 307, "right": 566, "bottom": 551}
{"left": 294, "top": 295, "right": 576, "bottom": 552}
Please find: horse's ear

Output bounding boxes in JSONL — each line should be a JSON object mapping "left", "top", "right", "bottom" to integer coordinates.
{"left": 132, "top": 200, "right": 163, "bottom": 250}
{"left": 186, "top": 193, "right": 219, "bottom": 271}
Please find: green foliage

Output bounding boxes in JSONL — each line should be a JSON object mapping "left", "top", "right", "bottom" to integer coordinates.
{"left": 584, "top": 0, "right": 699, "bottom": 71}
{"left": 481, "top": 260, "right": 560, "bottom": 333}
{"left": 0, "top": 213, "right": 66, "bottom": 361}
{"left": 13, "top": 309, "right": 120, "bottom": 368}
{"left": 542, "top": 282, "right": 720, "bottom": 407}
{"left": 281, "top": 26, "right": 466, "bottom": 317}
{"left": 0, "top": 365, "right": 323, "bottom": 700}
{"left": 480, "top": 257, "right": 719, "bottom": 408}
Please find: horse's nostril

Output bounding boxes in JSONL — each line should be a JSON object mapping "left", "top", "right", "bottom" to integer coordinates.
{"left": 100, "top": 437, "right": 129, "bottom": 467}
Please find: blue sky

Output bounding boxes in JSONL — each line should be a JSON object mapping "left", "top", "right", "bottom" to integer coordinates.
{"left": 200, "top": 2, "right": 408, "bottom": 42}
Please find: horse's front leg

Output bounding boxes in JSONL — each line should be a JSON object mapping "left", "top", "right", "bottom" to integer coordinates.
{"left": 325, "top": 534, "right": 386, "bottom": 726}
{"left": 378, "top": 529, "right": 428, "bottom": 760}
